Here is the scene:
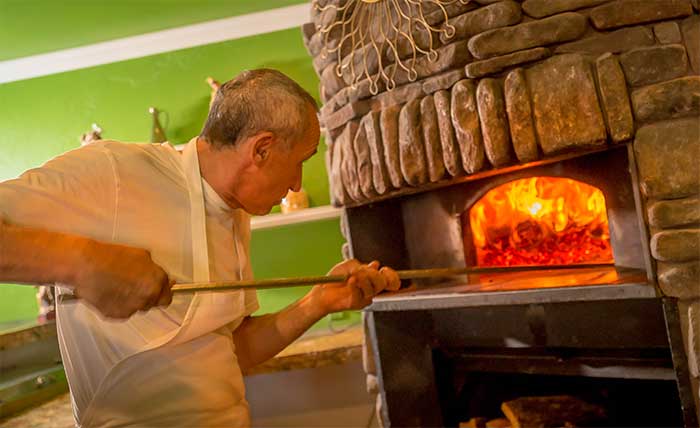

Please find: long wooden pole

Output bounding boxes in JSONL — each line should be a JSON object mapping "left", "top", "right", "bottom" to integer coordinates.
{"left": 59, "top": 263, "right": 614, "bottom": 302}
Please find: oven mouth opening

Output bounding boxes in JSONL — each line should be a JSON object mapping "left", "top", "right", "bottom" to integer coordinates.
{"left": 385, "top": 265, "right": 647, "bottom": 301}
{"left": 463, "top": 176, "right": 614, "bottom": 268}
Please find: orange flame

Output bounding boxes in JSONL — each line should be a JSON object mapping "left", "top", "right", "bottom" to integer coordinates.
{"left": 469, "top": 177, "right": 613, "bottom": 267}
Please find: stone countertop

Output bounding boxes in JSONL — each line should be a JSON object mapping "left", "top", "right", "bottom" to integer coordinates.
{"left": 0, "top": 326, "right": 364, "bottom": 428}
{"left": 245, "top": 325, "right": 363, "bottom": 376}
{"left": 0, "top": 320, "right": 56, "bottom": 352}
{"left": 0, "top": 395, "right": 73, "bottom": 428}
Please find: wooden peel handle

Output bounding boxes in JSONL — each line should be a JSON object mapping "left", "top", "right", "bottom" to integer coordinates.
{"left": 58, "top": 263, "right": 613, "bottom": 302}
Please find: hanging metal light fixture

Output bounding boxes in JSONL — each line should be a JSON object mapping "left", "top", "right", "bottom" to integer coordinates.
{"left": 313, "top": 0, "right": 470, "bottom": 95}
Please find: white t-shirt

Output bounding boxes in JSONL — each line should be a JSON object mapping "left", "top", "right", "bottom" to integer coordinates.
{"left": 0, "top": 140, "right": 259, "bottom": 427}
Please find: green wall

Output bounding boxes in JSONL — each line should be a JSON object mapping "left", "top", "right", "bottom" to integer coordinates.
{"left": 0, "top": 10, "right": 353, "bottom": 328}
{"left": 0, "top": 0, "right": 307, "bottom": 61}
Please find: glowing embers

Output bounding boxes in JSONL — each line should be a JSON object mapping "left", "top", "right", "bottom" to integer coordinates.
{"left": 468, "top": 177, "right": 613, "bottom": 267}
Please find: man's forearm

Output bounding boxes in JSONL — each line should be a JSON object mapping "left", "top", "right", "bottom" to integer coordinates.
{"left": 0, "top": 220, "right": 88, "bottom": 286}
{"left": 232, "top": 288, "right": 327, "bottom": 373}
{"left": 0, "top": 219, "right": 172, "bottom": 318}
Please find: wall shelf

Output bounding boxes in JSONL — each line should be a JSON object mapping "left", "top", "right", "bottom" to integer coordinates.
{"left": 251, "top": 205, "right": 342, "bottom": 231}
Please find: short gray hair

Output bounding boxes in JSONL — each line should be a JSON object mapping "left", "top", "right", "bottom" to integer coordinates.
{"left": 200, "top": 69, "right": 318, "bottom": 149}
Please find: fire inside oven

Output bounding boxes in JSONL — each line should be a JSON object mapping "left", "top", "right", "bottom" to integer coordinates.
{"left": 464, "top": 177, "right": 613, "bottom": 268}
{"left": 382, "top": 147, "right": 649, "bottom": 294}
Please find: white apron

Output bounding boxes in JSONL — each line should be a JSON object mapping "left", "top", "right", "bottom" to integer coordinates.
{"left": 68, "top": 141, "right": 251, "bottom": 427}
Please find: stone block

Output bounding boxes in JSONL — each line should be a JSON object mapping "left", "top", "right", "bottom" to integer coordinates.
{"left": 394, "top": 24, "right": 446, "bottom": 61}
{"left": 522, "top": 0, "right": 610, "bottom": 18}
{"left": 362, "top": 111, "right": 389, "bottom": 195}
{"left": 316, "top": 4, "right": 340, "bottom": 29}
{"left": 375, "top": 81, "right": 424, "bottom": 109}
{"left": 313, "top": 6, "right": 354, "bottom": 59}
{"left": 353, "top": 116, "right": 377, "bottom": 198}
{"left": 380, "top": 104, "right": 405, "bottom": 189}
{"left": 326, "top": 125, "right": 344, "bottom": 144}
{"left": 319, "top": 82, "right": 329, "bottom": 104}
{"left": 465, "top": 47, "right": 551, "bottom": 79}
{"left": 649, "top": 198, "right": 700, "bottom": 229}
{"left": 306, "top": 31, "right": 324, "bottom": 58}
{"left": 323, "top": 99, "right": 371, "bottom": 131}
{"left": 421, "top": 95, "right": 447, "bottom": 182}
{"left": 321, "top": 86, "right": 351, "bottom": 118}
{"left": 323, "top": 144, "right": 340, "bottom": 207}
{"left": 595, "top": 53, "right": 635, "bottom": 143}
{"left": 631, "top": 76, "right": 700, "bottom": 122}
{"left": 441, "top": 1, "right": 522, "bottom": 43}
{"left": 634, "top": 117, "right": 700, "bottom": 199}
{"left": 321, "top": 63, "right": 347, "bottom": 99}
{"left": 328, "top": 141, "right": 346, "bottom": 206}
{"left": 422, "top": 69, "right": 465, "bottom": 94}
{"left": 389, "top": 3, "right": 476, "bottom": 60}
{"left": 309, "top": 2, "right": 320, "bottom": 25}
{"left": 399, "top": 99, "right": 429, "bottom": 186}
{"left": 658, "top": 261, "right": 700, "bottom": 298}
{"left": 341, "top": 42, "right": 382, "bottom": 86}
{"left": 434, "top": 90, "right": 464, "bottom": 177}
{"left": 313, "top": 52, "right": 335, "bottom": 76}
{"left": 555, "top": 26, "right": 655, "bottom": 55}
{"left": 654, "top": 21, "right": 683, "bottom": 44}
{"left": 451, "top": 80, "right": 486, "bottom": 174}
{"left": 339, "top": 122, "right": 364, "bottom": 201}
{"left": 426, "top": 1, "right": 480, "bottom": 25}
{"left": 347, "top": 78, "right": 379, "bottom": 103}
{"left": 504, "top": 68, "right": 539, "bottom": 163}
{"left": 619, "top": 44, "right": 688, "bottom": 87}
{"left": 476, "top": 78, "right": 513, "bottom": 167}
{"left": 589, "top": 0, "right": 693, "bottom": 30}
{"left": 526, "top": 54, "right": 607, "bottom": 155}
{"left": 392, "top": 41, "right": 473, "bottom": 86}
{"left": 682, "top": 15, "right": 700, "bottom": 74}
{"left": 301, "top": 22, "right": 316, "bottom": 50}
{"left": 651, "top": 229, "right": 700, "bottom": 262}
{"left": 468, "top": 12, "right": 588, "bottom": 59}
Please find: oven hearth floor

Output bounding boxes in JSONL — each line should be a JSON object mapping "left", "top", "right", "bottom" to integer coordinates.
{"left": 369, "top": 267, "right": 655, "bottom": 311}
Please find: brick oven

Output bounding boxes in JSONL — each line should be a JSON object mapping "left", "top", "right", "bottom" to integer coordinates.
{"left": 301, "top": 0, "right": 700, "bottom": 426}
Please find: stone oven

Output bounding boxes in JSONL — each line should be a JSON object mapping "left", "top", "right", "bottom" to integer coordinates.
{"left": 301, "top": 0, "right": 700, "bottom": 426}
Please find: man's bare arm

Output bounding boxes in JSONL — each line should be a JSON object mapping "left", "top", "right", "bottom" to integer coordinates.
{"left": 0, "top": 219, "right": 172, "bottom": 318}
{"left": 232, "top": 260, "right": 400, "bottom": 372}
{"left": 0, "top": 219, "right": 87, "bottom": 286}
{"left": 232, "top": 291, "right": 326, "bottom": 373}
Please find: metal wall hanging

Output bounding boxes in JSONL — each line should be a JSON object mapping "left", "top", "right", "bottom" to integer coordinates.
{"left": 149, "top": 107, "right": 168, "bottom": 143}
{"left": 313, "top": 0, "right": 470, "bottom": 94}
{"left": 80, "top": 123, "right": 103, "bottom": 146}
{"left": 206, "top": 77, "right": 221, "bottom": 109}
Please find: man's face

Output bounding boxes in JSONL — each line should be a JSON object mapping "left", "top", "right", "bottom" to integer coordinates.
{"left": 235, "top": 108, "right": 320, "bottom": 215}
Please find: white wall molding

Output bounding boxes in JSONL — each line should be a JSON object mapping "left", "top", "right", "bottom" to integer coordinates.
{"left": 0, "top": 3, "right": 309, "bottom": 84}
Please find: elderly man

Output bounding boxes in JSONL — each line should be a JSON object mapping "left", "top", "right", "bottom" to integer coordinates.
{"left": 0, "top": 69, "right": 399, "bottom": 427}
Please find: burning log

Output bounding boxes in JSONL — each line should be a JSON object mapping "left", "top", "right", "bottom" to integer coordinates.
{"left": 486, "top": 418, "right": 511, "bottom": 428}
{"left": 459, "top": 417, "right": 488, "bottom": 428}
{"left": 500, "top": 395, "right": 606, "bottom": 428}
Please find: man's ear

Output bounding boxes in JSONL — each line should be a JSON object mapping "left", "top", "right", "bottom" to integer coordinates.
{"left": 250, "top": 132, "right": 275, "bottom": 165}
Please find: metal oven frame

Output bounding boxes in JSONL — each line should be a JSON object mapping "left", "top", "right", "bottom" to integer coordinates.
{"left": 343, "top": 145, "right": 698, "bottom": 426}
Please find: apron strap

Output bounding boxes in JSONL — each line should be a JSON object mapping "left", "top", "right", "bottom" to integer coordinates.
{"left": 182, "top": 138, "right": 211, "bottom": 283}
